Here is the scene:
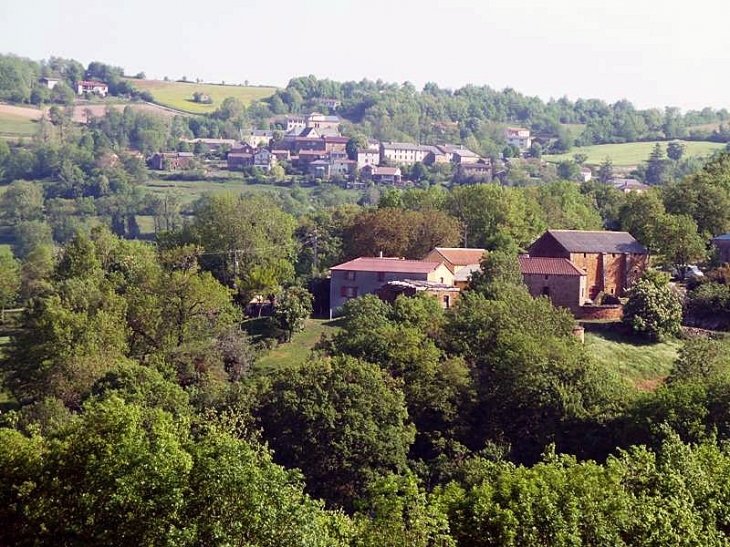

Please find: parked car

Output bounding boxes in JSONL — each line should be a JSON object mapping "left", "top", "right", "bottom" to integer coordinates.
{"left": 671, "top": 265, "right": 704, "bottom": 280}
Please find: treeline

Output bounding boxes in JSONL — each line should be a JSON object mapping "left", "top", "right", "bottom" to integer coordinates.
{"left": 0, "top": 54, "right": 153, "bottom": 105}
{"left": 266, "top": 76, "right": 730, "bottom": 155}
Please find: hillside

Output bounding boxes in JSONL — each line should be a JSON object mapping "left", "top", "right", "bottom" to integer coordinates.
{"left": 544, "top": 140, "right": 725, "bottom": 167}
{"left": 125, "top": 78, "right": 278, "bottom": 114}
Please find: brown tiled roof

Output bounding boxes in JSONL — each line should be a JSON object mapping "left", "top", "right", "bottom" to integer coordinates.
{"left": 431, "top": 247, "right": 486, "bottom": 266}
{"left": 519, "top": 256, "right": 585, "bottom": 276}
{"left": 330, "top": 257, "right": 443, "bottom": 274}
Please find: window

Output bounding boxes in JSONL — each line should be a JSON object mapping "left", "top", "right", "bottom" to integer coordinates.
{"left": 443, "top": 295, "right": 451, "bottom": 309}
{"left": 377, "top": 272, "right": 385, "bottom": 282}
{"left": 544, "top": 275, "right": 549, "bottom": 280}
{"left": 440, "top": 277, "right": 444, "bottom": 283}
{"left": 345, "top": 270, "right": 356, "bottom": 281}
{"left": 542, "top": 286, "right": 550, "bottom": 296}
{"left": 340, "top": 286, "right": 358, "bottom": 299}
{"left": 583, "top": 253, "right": 587, "bottom": 258}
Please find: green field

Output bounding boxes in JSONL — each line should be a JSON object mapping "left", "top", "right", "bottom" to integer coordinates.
{"left": 253, "top": 318, "right": 341, "bottom": 374}
{"left": 585, "top": 330, "right": 680, "bottom": 390}
{"left": 544, "top": 140, "right": 725, "bottom": 166}
{"left": 0, "top": 111, "right": 37, "bottom": 136}
{"left": 126, "top": 78, "right": 278, "bottom": 114}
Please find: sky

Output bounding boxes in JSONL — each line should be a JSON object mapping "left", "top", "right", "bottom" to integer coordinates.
{"left": 1, "top": 0, "right": 728, "bottom": 111}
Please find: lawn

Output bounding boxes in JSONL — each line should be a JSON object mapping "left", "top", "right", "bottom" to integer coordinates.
{"left": 0, "top": 110, "right": 38, "bottom": 136}
{"left": 544, "top": 140, "right": 725, "bottom": 167}
{"left": 125, "top": 78, "right": 278, "bottom": 114}
{"left": 253, "top": 318, "right": 342, "bottom": 374}
{"left": 584, "top": 330, "right": 680, "bottom": 390}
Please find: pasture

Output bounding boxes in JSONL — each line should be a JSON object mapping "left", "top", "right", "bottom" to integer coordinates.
{"left": 125, "top": 79, "right": 278, "bottom": 114}
{"left": 544, "top": 140, "right": 725, "bottom": 166}
{"left": 584, "top": 330, "right": 680, "bottom": 390}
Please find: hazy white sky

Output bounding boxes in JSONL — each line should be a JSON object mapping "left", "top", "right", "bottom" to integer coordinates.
{"left": 1, "top": 0, "right": 728, "bottom": 110}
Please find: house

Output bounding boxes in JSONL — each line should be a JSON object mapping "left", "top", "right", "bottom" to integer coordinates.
{"left": 286, "top": 116, "right": 307, "bottom": 132}
{"left": 356, "top": 144, "right": 381, "bottom": 168}
{"left": 253, "top": 148, "right": 276, "bottom": 172}
{"left": 245, "top": 130, "right": 276, "bottom": 147}
{"left": 76, "top": 80, "right": 109, "bottom": 97}
{"left": 149, "top": 152, "right": 194, "bottom": 170}
{"left": 331, "top": 159, "right": 356, "bottom": 176}
{"left": 377, "top": 280, "right": 461, "bottom": 310}
{"left": 380, "top": 142, "right": 432, "bottom": 165}
{"left": 612, "top": 178, "right": 651, "bottom": 193}
{"left": 505, "top": 127, "right": 532, "bottom": 150}
{"left": 519, "top": 256, "right": 588, "bottom": 314}
{"left": 41, "top": 77, "right": 60, "bottom": 89}
{"left": 227, "top": 144, "right": 257, "bottom": 169}
{"left": 528, "top": 229, "right": 649, "bottom": 300}
{"left": 361, "top": 165, "right": 402, "bottom": 184}
{"left": 306, "top": 112, "right": 341, "bottom": 131}
{"left": 423, "top": 247, "right": 487, "bottom": 274}
{"left": 308, "top": 159, "right": 331, "bottom": 178}
{"left": 456, "top": 160, "right": 493, "bottom": 182}
{"left": 712, "top": 234, "right": 730, "bottom": 263}
{"left": 321, "top": 98, "right": 341, "bottom": 109}
{"left": 580, "top": 167, "right": 593, "bottom": 182}
{"left": 436, "top": 144, "right": 481, "bottom": 165}
{"left": 323, "top": 136, "right": 349, "bottom": 153}
{"left": 329, "top": 257, "right": 454, "bottom": 317}
{"left": 296, "top": 149, "right": 330, "bottom": 167}
{"left": 453, "top": 263, "right": 481, "bottom": 290}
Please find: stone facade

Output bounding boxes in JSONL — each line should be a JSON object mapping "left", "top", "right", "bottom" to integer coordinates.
{"left": 522, "top": 272, "right": 587, "bottom": 314}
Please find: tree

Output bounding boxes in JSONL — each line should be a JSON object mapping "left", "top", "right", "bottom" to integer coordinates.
{"left": 618, "top": 190, "right": 666, "bottom": 251}
{"left": 654, "top": 214, "right": 706, "bottom": 275}
{"left": 0, "top": 249, "right": 20, "bottom": 320}
{"left": 268, "top": 286, "right": 313, "bottom": 341}
{"left": 556, "top": 160, "right": 580, "bottom": 181}
{"left": 0, "top": 180, "right": 44, "bottom": 223}
{"left": 256, "top": 356, "right": 415, "bottom": 509}
{"left": 623, "top": 271, "right": 682, "bottom": 340}
{"left": 667, "top": 140, "right": 685, "bottom": 161}
{"left": 469, "top": 249, "right": 522, "bottom": 297}
{"left": 646, "top": 143, "right": 668, "bottom": 185}
{"left": 598, "top": 157, "right": 614, "bottom": 183}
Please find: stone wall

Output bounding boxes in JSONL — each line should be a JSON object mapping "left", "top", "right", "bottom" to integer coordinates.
{"left": 522, "top": 273, "right": 585, "bottom": 314}
{"left": 577, "top": 304, "right": 624, "bottom": 321}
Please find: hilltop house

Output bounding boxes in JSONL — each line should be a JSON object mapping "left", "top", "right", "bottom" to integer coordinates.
{"left": 329, "top": 257, "right": 454, "bottom": 317}
{"left": 528, "top": 229, "right": 648, "bottom": 300}
{"left": 76, "top": 80, "right": 108, "bottom": 97}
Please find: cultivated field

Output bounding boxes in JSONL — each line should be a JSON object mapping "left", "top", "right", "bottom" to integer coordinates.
{"left": 544, "top": 140, "right": 725, "bottom": 166}
{"left": 125, "top": 79, "right": 278, "bottom": 114}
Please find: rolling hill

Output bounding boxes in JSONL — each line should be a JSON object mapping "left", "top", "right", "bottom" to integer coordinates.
{"left": 544, "top": 140, "right": 725, "bottom": 167}
{"left": 125, "top": 78, "right": 278, "bottom": 114}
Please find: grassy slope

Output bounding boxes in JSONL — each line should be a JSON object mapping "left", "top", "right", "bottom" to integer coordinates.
{"left": 253, "top": 318, "right": 341, "bottom": 374}
{"left": 544, "top": 140, "right": 725, "bottom": 166}
{"left": 0, "top": 110, "right": 37, "bottom": 136}
{"left": 125, "top": 78, "right": 277, "bottom": 114}
{"left": 585, "top": 331, "right": 680, "bottom": 390}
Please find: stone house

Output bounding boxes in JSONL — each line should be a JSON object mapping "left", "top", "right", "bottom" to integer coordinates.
{"left": 505, "top": 127, "right": 532, "bottom": 150}
{"left": 528, "top": 230, "right": 648, "bottom": 300}
{"left": 329, "top": 257, "right": 453, "bottom": 318}
{"left": 519, "top": 256, "right": 587, "bottom": 314}
{"left": 76, "top": 80, "right": 108, "bottom": 97}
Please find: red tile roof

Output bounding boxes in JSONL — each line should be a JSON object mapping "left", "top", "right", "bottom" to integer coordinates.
{"left": 519, "top": 256, "right": 585, "bottom": 276}
{"left": 330, "top": 257, "right": 443, "bottom": 274}
{"left": 431, "top": 247, "right": 486, "bottom": 266}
